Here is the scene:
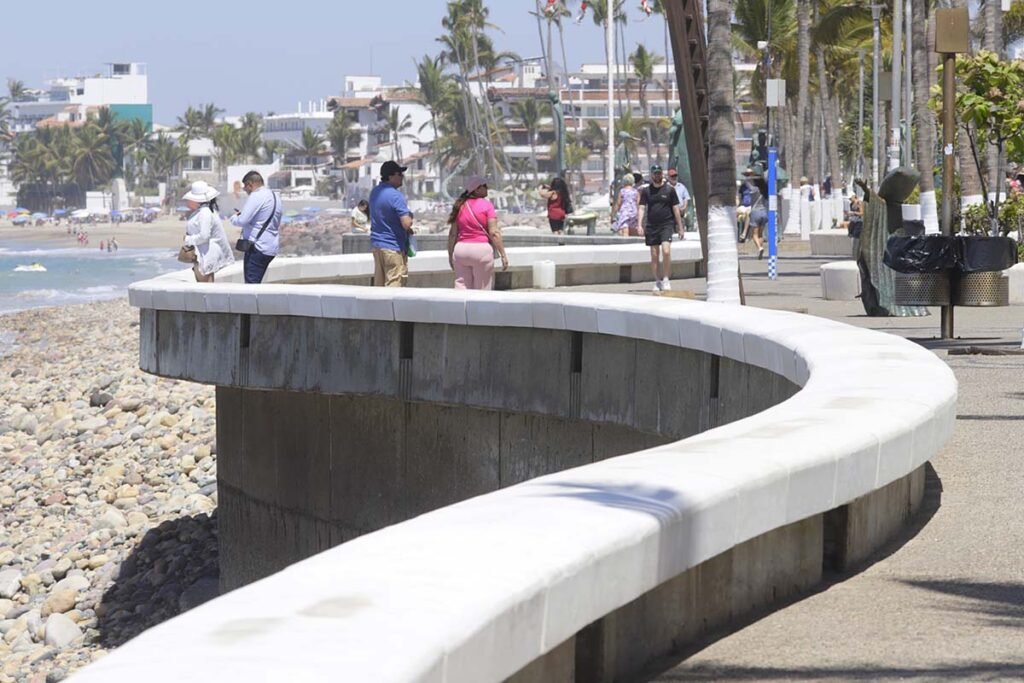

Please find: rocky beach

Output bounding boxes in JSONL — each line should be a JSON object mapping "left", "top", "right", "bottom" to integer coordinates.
{"left": 0, "top": 300, "right": 218, "bottom": 682}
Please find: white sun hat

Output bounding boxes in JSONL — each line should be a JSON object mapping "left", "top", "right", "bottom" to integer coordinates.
{"left": 181, "top": 181, "right": 220, "bottom": 203}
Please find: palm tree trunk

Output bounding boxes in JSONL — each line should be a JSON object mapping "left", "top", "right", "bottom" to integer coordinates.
{"left": 469, "top": 27, "right": 502, "bottom": 185}
{"left": 618, "top": 21, "right": 632, "bottom": 117}
{"left": 951, "top": 0, "right": 982, "bottom": 209}
{"left": 785, "top": 0, "right": 810, "bottom": 236}
{"left": 983, "top": 0, "right": 1001, "bottom": 206}
{"left": 706, "top": 0, "right": 740, "bottom": 305}
{"left": 912, "top": 0, "right": 938, "bottom": 232}
{"left": 815, "top": 46, "right": 842, "bottom": 193}
{"left": 557, "top": 19, "right": 580, "bottom": 136}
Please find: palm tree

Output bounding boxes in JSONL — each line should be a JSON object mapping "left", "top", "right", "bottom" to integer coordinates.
{"left": 385, "top": 110, "right": 415, "bottom": 164}
{"left": 262, "top": 139, "right": 287, "bottom": 165}
{"left": 211, "top": 124, "right": 239, "bottom": 182}
{"left": 706, "top": 0, "right": 741, "bottom": 304}
{"left": 511, "top": 99, "right": 543, "bottom": 180}
{"left": 590, "top": 0, "right": 627, "bottom": 117}
{"left": 200, "top": 104, "right": 225, "bottom": 135}
{"left": 292, "top": 127, "right": 326, "bottom": 167}
{"left": 119, "top": 118, "right": 150, "bottom": 189}
{"left": 145, "top": 133, "right": 189, "bottom": 205}
{"left": 7, "top": 79, "right": 28, "bottom": 102}
{"left": 234, "top": 113, "right": 264, "bottom": 163}
{"left": 326, "top": 111, "right": 360, "bottom": 167}
{"left": 630, "top": 44, "right": 663, "bottom": 165}
{"left": 414, "top": 53, "right": 456, "bottom": 188}
{"left": 71, "top": 123, "right": 116, "bottom": 190}
{"left": 176, "top": 106, "right": 205, "bottom": 142}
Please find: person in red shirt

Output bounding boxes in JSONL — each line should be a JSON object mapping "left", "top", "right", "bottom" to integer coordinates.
{"left": 538, "top": 177, "right": 572, "bottom": 234}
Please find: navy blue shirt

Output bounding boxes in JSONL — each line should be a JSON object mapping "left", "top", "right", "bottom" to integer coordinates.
{"left": 369, "top": 184, "right": 411, "bottom": 251}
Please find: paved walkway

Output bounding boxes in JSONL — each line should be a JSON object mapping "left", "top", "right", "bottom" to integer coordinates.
{"left": 564, "top": 247, "right": 1024, "bottom": 681}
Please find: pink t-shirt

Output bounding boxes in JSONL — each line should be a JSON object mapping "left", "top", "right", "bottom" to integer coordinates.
{"left": 456, "top": 198, "right": 496, "bottom": 243}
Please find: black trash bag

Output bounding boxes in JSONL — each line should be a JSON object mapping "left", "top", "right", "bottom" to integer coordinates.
{"left": 958, "top": 236, "right": 1018, "bottom": 273}
{"left": 884, "top": 235, "right": 959, "bottom": 273}
{"left": 900, "top": 219, "right": 925, "bottom": 237}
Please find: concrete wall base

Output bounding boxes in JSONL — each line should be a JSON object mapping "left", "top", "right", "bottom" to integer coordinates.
{"left": 504, "top": 465, "right": 927, "bottom": 682}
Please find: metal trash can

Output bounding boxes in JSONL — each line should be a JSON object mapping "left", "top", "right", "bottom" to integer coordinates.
{"left": 953, "top": 271, "right": 1010, "bottom": 307}
{"left": 893, "top": 271, "right": 951, "bottom": 306}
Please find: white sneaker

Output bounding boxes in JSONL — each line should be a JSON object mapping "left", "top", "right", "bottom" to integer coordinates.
{"left": 652, "top": 280, "right": 663, "bottom": 292}
{"left": 661, "top": 278, "right": 672, "bottom": 291}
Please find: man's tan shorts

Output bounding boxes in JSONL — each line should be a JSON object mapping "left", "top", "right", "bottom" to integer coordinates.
{"left": 373, "top": 248, "right": 408, "bottom": 287}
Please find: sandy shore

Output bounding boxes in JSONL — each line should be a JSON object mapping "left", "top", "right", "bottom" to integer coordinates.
{"left": 0, "top": 219, "right": 189, "bottom": 250}
{"left": 0, "top": 300, "right": 217, "bottom": 682}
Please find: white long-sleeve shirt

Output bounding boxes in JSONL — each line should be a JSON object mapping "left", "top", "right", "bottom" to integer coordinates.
{"left": 230, "top": 186, "right": 282, "bottom": 256}
{"left": 184, "top": 207, "right": 234, "bottom": 275}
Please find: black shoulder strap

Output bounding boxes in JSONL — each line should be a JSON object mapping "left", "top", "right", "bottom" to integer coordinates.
{"left": 252, "top": 193, "right": 277, "bottom": 243}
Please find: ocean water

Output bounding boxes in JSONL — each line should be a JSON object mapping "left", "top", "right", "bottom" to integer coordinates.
{"left": 0, "top": 241, "right": 178, "bottom": 315}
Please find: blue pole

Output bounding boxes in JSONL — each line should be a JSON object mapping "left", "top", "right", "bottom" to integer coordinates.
{"left": 767, "top": 147, "right": 778, "bottom": 280}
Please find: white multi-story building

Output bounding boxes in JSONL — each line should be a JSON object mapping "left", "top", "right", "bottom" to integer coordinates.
{"left": 9, "top": 63, "right": 150, "bottom": 135}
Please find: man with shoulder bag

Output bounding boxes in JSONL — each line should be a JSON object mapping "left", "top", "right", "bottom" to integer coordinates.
{"left": 230, "top": 171, "right": 283, "bottom": 284}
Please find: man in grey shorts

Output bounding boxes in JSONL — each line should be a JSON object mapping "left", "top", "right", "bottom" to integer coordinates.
{"left": 637, "top": 164, "right": 684, "bottom": 292}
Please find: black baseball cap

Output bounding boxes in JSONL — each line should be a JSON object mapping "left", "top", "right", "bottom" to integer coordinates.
{"left": 380, "top": 160, "right": 408, "bottom": 179}
{"left": 650, "top": 164, "right": 663, "bottom": 174}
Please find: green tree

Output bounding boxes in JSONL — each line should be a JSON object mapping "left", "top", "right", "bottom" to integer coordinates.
{"left": 211, "top": 124, "right": 239, "bottom": 182}
{"left": 71, "top": 123, "right": 115, "bottom": 189}
{"left": 145, "top": 133, "right": 189, "bottom": 204}
{"left": 7, "top": 79, "right": 28, "bottom": 102}
{"left": 511, "top": 99, "right": 543, "bottom": 180}
{"left": 630, "top": 44, "right": 663, "bottom": 165}
{"left": 385, "top": 110, "right": 415, "bottom": 164}
{"left": 291, "top": 127, "right": 326, "bottom": 167}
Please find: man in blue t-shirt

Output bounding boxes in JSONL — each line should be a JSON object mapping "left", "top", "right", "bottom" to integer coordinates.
{"left": 370, "top": 160, "right": 415, "bottom": 287}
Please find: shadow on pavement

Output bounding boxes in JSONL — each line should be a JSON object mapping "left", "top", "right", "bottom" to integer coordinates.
{"left": 648, "top": 661, "right": 1024, "bottom": 681}
{"left": 900, "top": 579, "right": 1024, "bottom": 629}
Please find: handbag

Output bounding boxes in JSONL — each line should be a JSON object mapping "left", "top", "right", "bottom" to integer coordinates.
{"left": 177, "top": 245, "right": 197, "bottom": 263}
{"left": 235, "top": 194, "right": 278, "bottom": 253}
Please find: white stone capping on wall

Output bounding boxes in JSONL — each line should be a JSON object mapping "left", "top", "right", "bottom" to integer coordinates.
{"left": 155, "top": 239, "right": 705, "bottom": 287}
{"left": 75, "top": 273, "right": 958, "bottom": 683}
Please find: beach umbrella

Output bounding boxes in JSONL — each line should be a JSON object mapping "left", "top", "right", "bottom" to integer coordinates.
{"left": 175, "top": 205, "right": 190, "bottom": 213}
{"left": 71, "top": 209, "right": 91, "bottom": 219}
{"left": 144, "top": 208, "right": 158, "bottom": 215}
{"left": 15, "top": 207, "right": 29, "bottom": 214}
{"left": 31, "top": 212, "right": 48, "bottom": 219}
{"left": 52, "top": 209, "right": 67, "bottom": 216}
{"left": 12, "top": 216, "right": 29, "bottom": 224}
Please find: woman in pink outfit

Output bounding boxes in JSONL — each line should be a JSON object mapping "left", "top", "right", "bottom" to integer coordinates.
{"left": 446, "top": 176, "right": 508, "bottom": 290}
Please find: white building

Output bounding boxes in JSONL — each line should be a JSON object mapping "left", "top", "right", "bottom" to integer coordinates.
{"left": 9, "top": 63, "right": 149, "bottom": 135}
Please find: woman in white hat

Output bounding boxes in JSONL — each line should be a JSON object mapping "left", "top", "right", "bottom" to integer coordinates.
{"left": 181, "top": 181, "right": 234, "bottom": 282}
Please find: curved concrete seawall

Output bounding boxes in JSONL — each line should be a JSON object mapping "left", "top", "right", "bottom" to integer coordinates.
{"left": 71, "top": 248, "right": 957, "bottom": 683}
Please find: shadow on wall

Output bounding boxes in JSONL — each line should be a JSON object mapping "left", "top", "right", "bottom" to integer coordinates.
{"left": 96, "top": 512, "right": 219, "bottom": 648}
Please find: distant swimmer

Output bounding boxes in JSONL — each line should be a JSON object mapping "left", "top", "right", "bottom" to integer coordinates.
{"left": 13, "top": 263, "right": 46, "bottom": 272}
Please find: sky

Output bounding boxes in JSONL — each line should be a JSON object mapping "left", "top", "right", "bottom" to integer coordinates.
{"left": 3, "top": 1, "right": 668, "bottom": 124}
